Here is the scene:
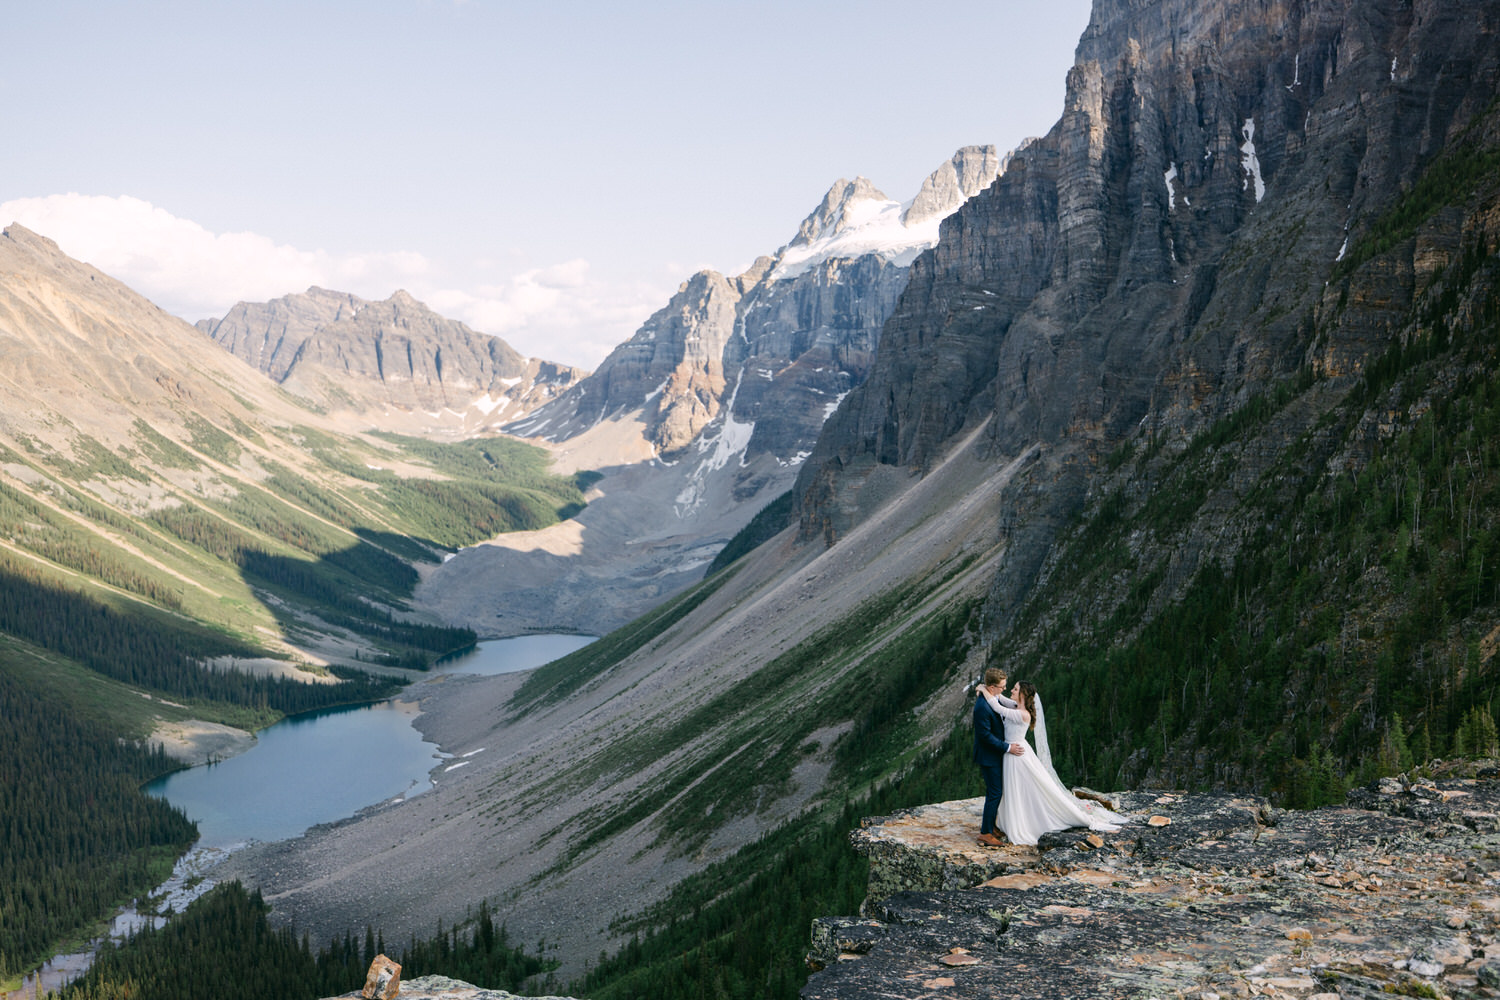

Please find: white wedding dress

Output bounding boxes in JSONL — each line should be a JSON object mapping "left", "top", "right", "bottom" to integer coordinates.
{"left": 983, "top": 690, "right": 1127, "bottom": 846}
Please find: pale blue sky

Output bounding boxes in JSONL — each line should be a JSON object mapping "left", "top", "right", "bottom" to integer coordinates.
{"left": 4, "top": 1, "right": 1093, "bottom": 366}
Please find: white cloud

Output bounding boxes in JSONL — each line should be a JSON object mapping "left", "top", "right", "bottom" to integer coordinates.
{"left": 0, "top": 194, "right": 668, "bottom": 368}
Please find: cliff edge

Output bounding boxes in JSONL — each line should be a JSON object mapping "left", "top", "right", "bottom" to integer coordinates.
{"left": 806, "top": 773, "right": 1500, "bottom": 998}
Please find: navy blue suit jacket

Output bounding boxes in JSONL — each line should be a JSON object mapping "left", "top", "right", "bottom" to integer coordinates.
{"left": 972, "top": 695, "right": 1012, "bottom": 766}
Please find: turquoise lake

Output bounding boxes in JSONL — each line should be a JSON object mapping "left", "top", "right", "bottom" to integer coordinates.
{"left": 145, "top": 634, "right": 595, "bottom": 849}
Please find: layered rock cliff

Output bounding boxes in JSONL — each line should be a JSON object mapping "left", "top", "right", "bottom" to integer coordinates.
{"left": 795, "top": 0, "right": 1500, "bottom": 618}
{"left": 208, "top": 0, "right": 1500, "bottom": 985}
{"left": 197, "top": 288, "right": 585, "bottom": 435}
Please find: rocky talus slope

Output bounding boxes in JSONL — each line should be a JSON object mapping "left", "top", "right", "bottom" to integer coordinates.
{"left": 197, "top": 287, "right": 584, "bottom": 436}
{"left": 417, "top": 146, "right": 1002, "bottom": 636}
{"left": 806, "top": 772, "right": 1500, "bottom": 999}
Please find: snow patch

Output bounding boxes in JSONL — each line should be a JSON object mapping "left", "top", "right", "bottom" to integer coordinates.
{"left": 772, "top": 196, "right": 943, "bottom": 280}
{"left": 1240, "top": 118, "right": 1265, "bottom": 203}
{"left": 1335, "top": 237, "right": 1348, "bottom": 262}
{"left": 823, "top": 391, "right": 850, "bottom": 422}
{"left": 1391, "top": 56, "right": 1398, "bottom": 80}
{"left": 674, "top": 370, "right": 755, "bottom": 516}
{"left": 472, "top": 392, "right": 508, "bottom": 415}
{"left": 643, "top": 378, "right": 670, "bottom": 403}
{"left": 1164, "top": 162, "right": 1179, "bottom": 211}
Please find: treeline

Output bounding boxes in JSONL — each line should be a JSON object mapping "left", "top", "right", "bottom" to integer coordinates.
{"left": 299, "top": 428, "right": 593, "bottom": 549}
{"left": 148, "top": 505, "right": 475, "bottom": 661}
{"left": 0, "top": 669, "right": 195, "bottom": 978}
{"left": 0, "top": 480, "right": 183, "bottom": 609}
{"left": 53, "top": 884, "right": 551, "bottom": 1000}
{"left": 0, "top": 555, "right": 401, "bottom": 714}
{"left": 576, "top": 718, "right": 990, "bottom": 1000}
{"left": 704, "top": 490, "right": 794, "bottom": 575}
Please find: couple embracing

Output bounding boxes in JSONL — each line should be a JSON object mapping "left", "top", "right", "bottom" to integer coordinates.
{"left": 971, "top": 666, "right": 1126, "bottom": 847}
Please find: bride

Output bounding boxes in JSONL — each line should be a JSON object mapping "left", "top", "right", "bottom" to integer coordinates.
{"left": 976, "top": 680, "right": 1127, "bottom": 846}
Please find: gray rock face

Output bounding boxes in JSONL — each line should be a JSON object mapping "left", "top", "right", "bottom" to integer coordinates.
{"left": 792, "top": 176, "right": 893, "bottom": 247}
{"left": 805, "top": 775, "right": 1500, "bottom": 999}
{"left": 196, "top": 286, "right": 362, "bottom": 382}
{"left": 507, "top": 145, "right": 1005, "bottom": 469}
{"left": 903, "top": 144, "right": 1003, "bottom": 227}
{"left": 197, "top": 288, "right": 585, "bottom": 432}
{"left": 794, "top": 0, "right": 1500, "bottom": 608}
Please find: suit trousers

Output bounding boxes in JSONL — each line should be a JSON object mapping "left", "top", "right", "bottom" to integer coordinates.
{"left": 979, "top": 761, "right": 1005, "bottom": 834}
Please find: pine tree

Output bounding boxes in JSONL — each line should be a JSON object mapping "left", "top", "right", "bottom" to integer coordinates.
{"left": 1414, "top": 720, "right": 1434, "bottom": 767}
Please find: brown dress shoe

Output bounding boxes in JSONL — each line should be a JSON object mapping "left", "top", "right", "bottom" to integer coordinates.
{"left": 977, "top": 832, "right": 1004, "bottom": 848}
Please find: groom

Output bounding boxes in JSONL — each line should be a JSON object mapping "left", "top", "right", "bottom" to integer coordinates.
{"left": 972, "top": 666, "right": 1023, "bottom": 847}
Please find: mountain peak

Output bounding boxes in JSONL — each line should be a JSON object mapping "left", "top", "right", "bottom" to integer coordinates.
{"left": 902, "top": 144, "right": 1002, "bottom": 226}
{"left": 2, "top": 223, "right": 70, "bottom": 264}
{"left": 789, "top": 176, "right": 894, "bottom": 249}
{"left": 771, "top": 147, "right": 1002, "bottom": 280}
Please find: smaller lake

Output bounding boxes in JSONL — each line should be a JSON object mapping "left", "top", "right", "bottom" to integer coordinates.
{"left": 432, "top": 632, "right": 595, "bottom": 675}
{"left": 145, "top": 634, "right": 596, "bottom": 850}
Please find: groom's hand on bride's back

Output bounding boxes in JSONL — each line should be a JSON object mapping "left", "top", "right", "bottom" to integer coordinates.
{"left": 1008, "top": 742, "right": 1025, "bottom": 755}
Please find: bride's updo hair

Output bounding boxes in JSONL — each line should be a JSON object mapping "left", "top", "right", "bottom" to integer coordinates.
{"left": 1016, "top": 682, "right": 1038, "bottom": 731}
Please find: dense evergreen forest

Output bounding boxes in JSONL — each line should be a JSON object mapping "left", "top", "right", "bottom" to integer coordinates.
{"left": 53, "top": 884, "right": 551, "bottom": 1000}
{"left": 0, "top": 556, "right": 402, "bottom": 715}
{"left": 1033, "top": 222, "right": 1500, "bottom": 807}
{"left": 13, "top": 60, "right": 1500, "bottom": 1000}
{"left": 0, "top": 669, "right": 196, "bottom": 981}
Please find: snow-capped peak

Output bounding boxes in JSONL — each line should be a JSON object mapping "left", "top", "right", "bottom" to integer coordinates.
{"left": 771, "top": 145, "right": 1003, "bottom": 281}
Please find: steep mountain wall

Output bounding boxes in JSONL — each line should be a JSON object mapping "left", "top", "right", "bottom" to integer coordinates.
{"left": 796, "top": 0, "right": 1500, "bottom": 622}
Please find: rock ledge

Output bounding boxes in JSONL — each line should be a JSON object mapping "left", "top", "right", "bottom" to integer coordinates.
{"left": 806, "top": 778, "right": 1500, "bottom": 999}
{"left": 325, "top": 975, "right": 579, "bottom": 1000}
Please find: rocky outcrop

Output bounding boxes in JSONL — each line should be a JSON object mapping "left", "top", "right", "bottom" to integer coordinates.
{"left": 805, "top": 773, "right": 1500, "bottom": 999}
{"left": 324, "top": 975, "right": 578, "bottom": 1000}
{"left": 903, "top": 145, "right": 1006, "bottom": 228}
{"left": 197, "top": 287, "right": 585, "bottom": 434}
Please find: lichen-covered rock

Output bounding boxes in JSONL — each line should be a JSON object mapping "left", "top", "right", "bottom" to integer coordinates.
{"left": 805, "top": 779, "right": 1500, "bottom": 999}
{"left": 327, "top": 974, "right": 580, "bottom": 1000}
